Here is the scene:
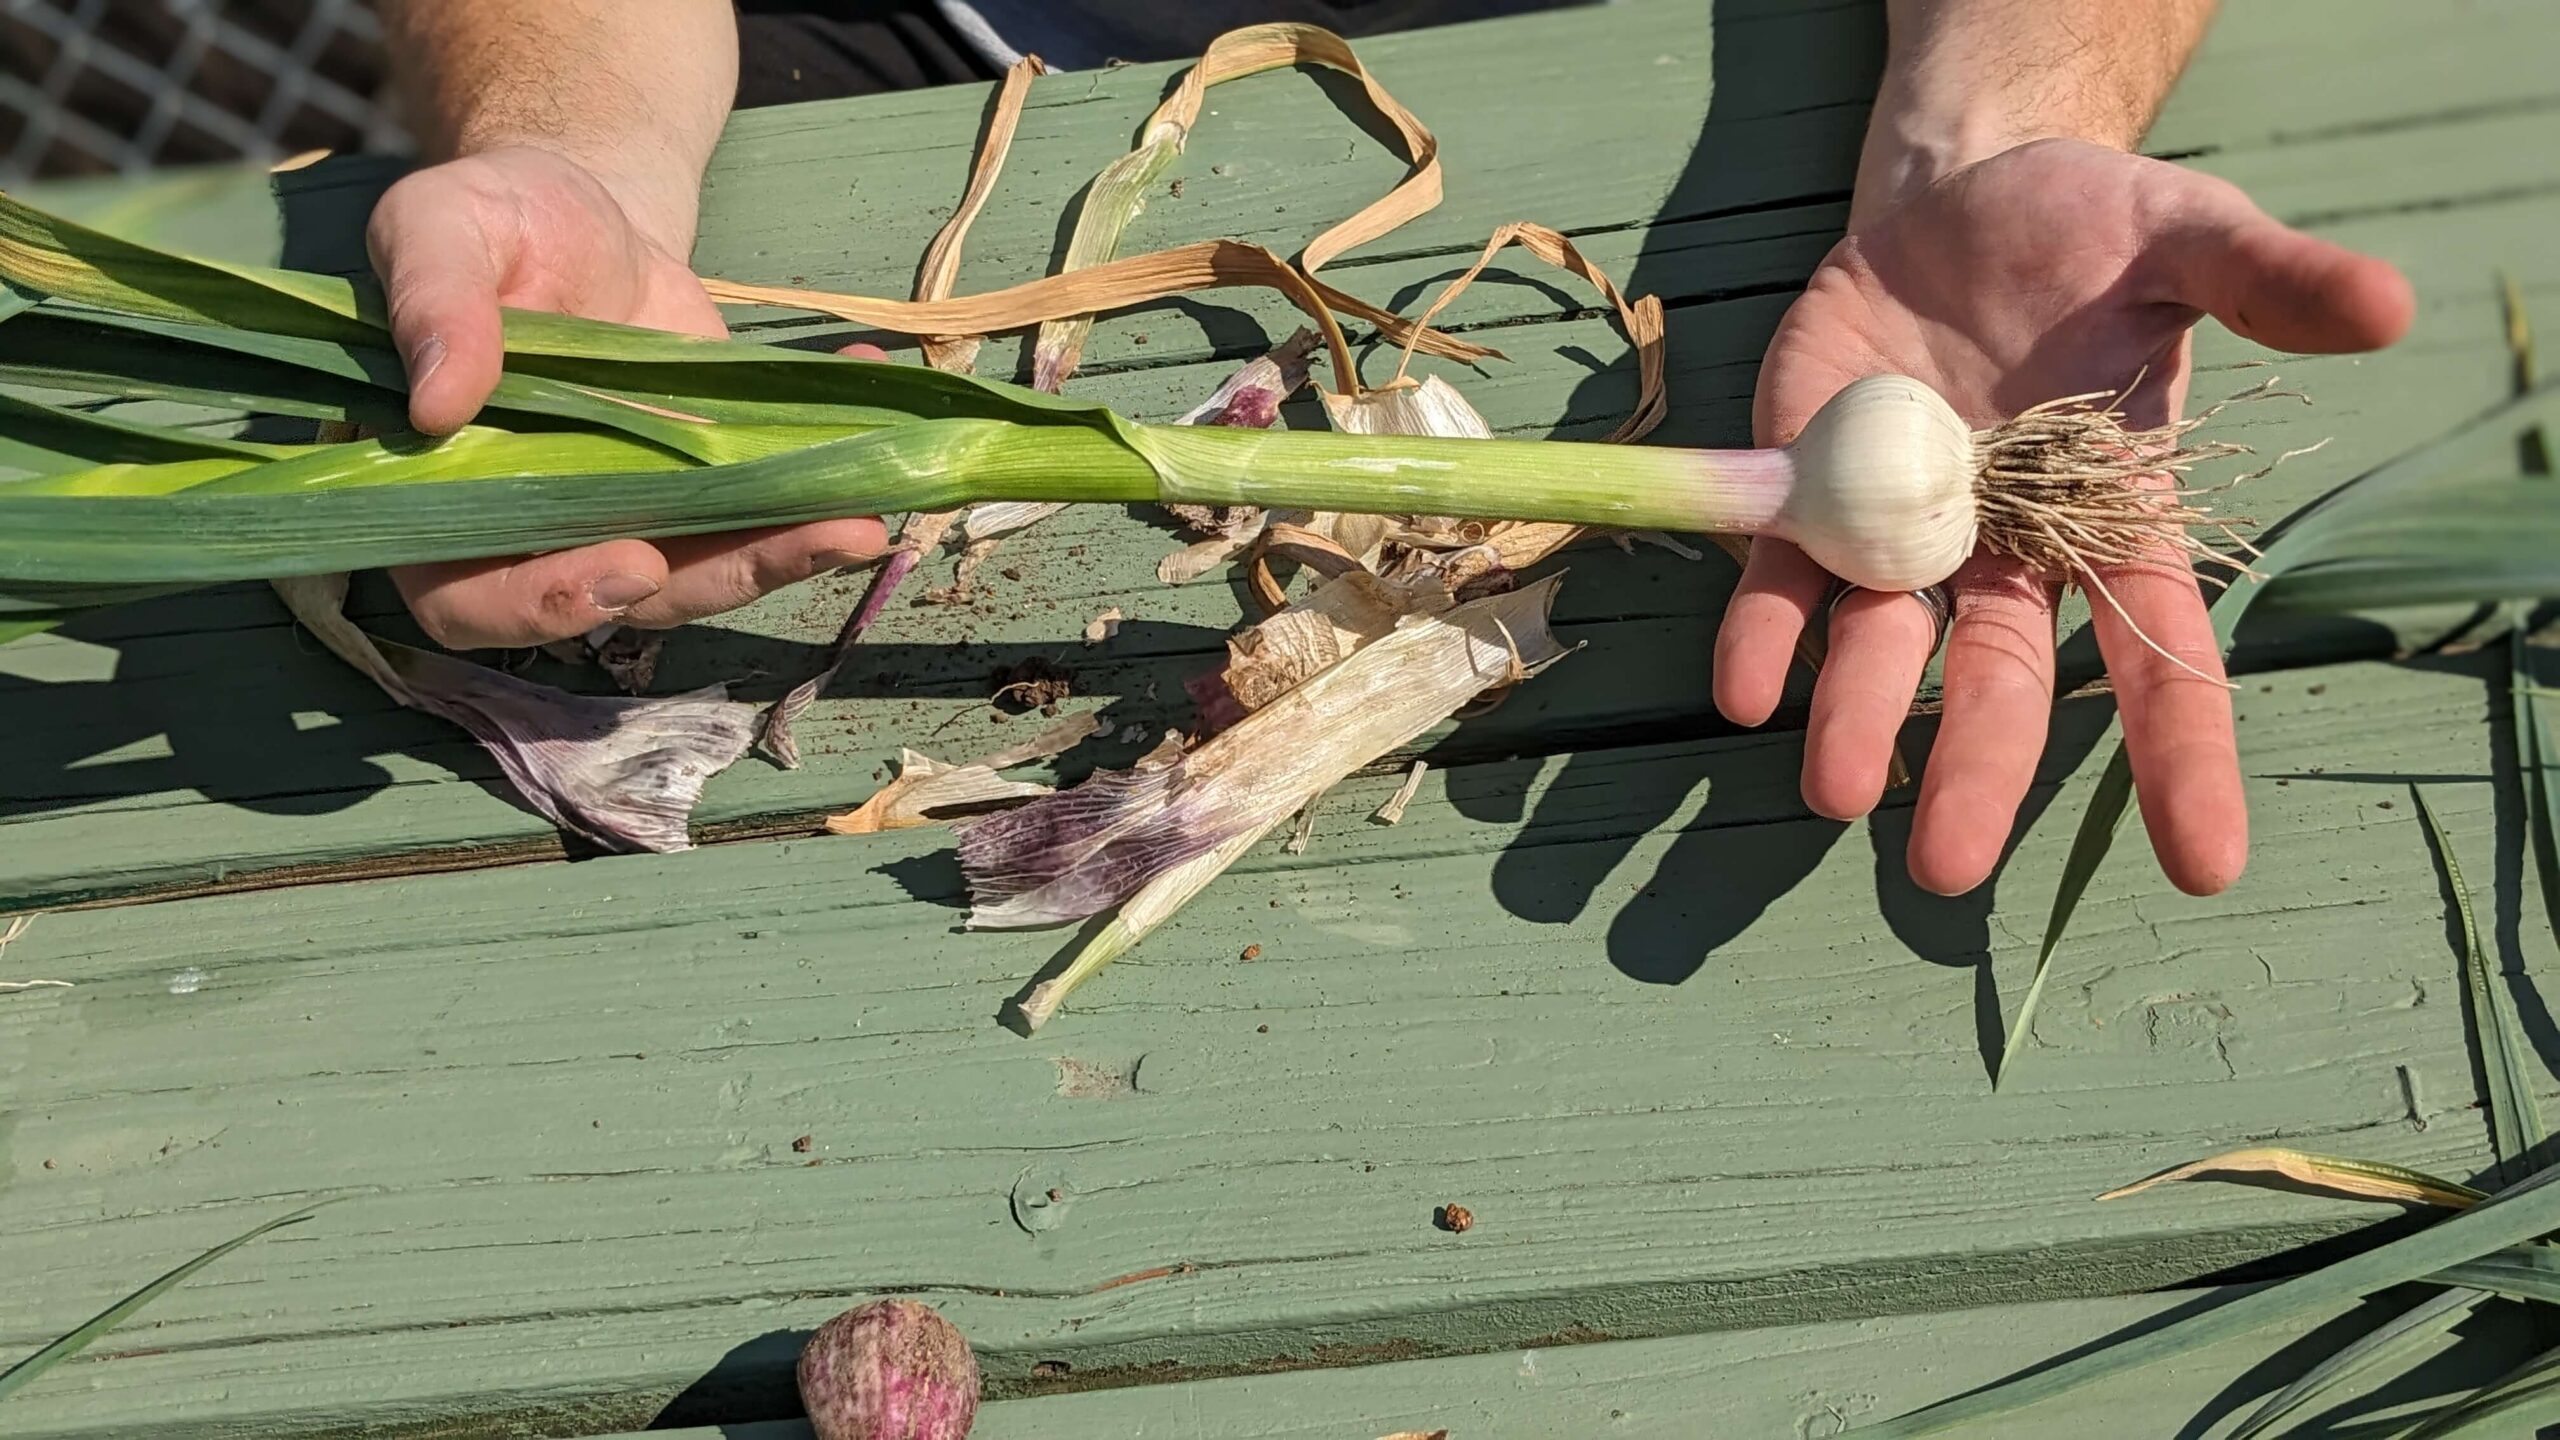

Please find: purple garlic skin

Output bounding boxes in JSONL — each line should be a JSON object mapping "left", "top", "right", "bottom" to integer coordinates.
{"left": 798, "top": 1299, "right": 981, "bottom": 1440}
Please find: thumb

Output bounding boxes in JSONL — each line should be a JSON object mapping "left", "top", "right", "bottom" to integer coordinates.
{"left": 2144, "top": 174, "right": 2416, "bottom": 355}
{"left": 364, "top": 172, "right": 509, "bottom": 436}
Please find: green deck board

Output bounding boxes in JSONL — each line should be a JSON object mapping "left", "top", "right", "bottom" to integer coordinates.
{"left": 5, "top": 1, "right": 2560, "bottom": 1435}
{"left": 3, "top": 650, "right": 2553, "bottom": 1437}
{"left": 5, "top": 90, "right": 2560, "bottom": 908}
{"left": 597, "top": 1287, "right": 2536, "bottom": 1440}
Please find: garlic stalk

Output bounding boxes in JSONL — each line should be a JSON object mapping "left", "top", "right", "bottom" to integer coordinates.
{"left": 11, "top": 373, "right": 2265, "bottom": 607}
{"left": 967, "top": 327, "right": 1319, "bottom": 558}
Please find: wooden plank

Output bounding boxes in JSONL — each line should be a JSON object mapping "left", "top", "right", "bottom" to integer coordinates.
{"left": 4, "top": 106, "right": 2556, "bottom": 912}
{"left": 2, "top": 648, "right": 2549, "bottom": 1437}
{"left": 594, "top": 1286, "right": 2533, "bottom": 1440}
{"left": 2, "top": 0, "right": 2553, "bottom": 908}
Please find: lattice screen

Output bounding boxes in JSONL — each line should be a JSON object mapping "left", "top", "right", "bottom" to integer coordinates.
{"left": 1, "top": 0, "right": 407, "bottom": 185}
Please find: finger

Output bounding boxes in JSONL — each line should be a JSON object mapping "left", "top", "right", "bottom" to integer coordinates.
{"left": 618, "top": 518, "right": 893, "bottom": 630}
{"left": 1907, "top": 561, "right": 2060, "bottom": 896}
{"left": 837, "top": 342, "right": 890, "bottom": 361}
{"left": 2143, "top": 173, "right": 2416, "bottom": 356}
{"left": 1713, "top": 539, "right": 1832, "bottom": 727}
{"left": 2085, "top": 553, "right": 2248, "bottom": 896}
{"left": 625, "top": 277, "right": 730, "bottom": 341}
{"left": 392, "top": 539, "right": 671, "bottom": 651}
{"left": 365, "top": 175, "right": 508, "bottom": 436}
{"left": 1800, "top": 587, "right": 1936, "bottom": 821}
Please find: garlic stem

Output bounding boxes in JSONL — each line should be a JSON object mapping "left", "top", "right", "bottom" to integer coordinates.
{"left": 13, "top": 377, "right": 2269, "bottom": 608}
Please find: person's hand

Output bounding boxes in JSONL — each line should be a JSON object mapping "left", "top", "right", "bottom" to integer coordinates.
{"left": 364, "top": 144, "right": 888, "bottom": 650}
{"left": 1714, "top": 139, "right": 2413, "bottom": 897}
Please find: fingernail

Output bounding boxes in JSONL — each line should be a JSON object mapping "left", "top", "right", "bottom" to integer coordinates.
{"left": 810, "top": 549, "right": 879, "bottom": 573}
{"left": 589, "top": 573, "right": 660, "bottom": 612}
{"left": 407, "top": 334, "right": 448, "bottom": 385}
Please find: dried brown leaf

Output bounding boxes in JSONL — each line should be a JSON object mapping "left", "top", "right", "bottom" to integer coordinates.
{"left": 1392, "top": 221, "right": 1665, "bottom": 443}
{"left": 914, "top": 55, "right": 1048, "bottom": 371}
{"left": 1032, "top": 23, "right": 1451, "bottom": 391}
{"left": 702, "top": 236, "right": 1484, "bottom": 394}
{"left": 2096, "top": 1147, "right": 2487, "bottom": 1209}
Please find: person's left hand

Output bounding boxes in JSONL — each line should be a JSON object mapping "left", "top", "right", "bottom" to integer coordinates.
{"left": 1714, "top": 138, "right": 2414, "bottom": 898}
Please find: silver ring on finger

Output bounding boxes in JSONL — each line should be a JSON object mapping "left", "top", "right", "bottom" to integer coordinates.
{"left": 1826, "top": 578, "right": 1953, "bottom": 654}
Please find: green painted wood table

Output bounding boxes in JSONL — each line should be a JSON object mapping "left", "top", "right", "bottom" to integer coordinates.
{"left": 6, "top": 1, "right": 2560, "bottom": 1435}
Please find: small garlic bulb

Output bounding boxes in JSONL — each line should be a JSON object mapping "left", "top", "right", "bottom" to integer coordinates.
{"left": 1776, "top": 374, "right": 1979, "bottom": 592}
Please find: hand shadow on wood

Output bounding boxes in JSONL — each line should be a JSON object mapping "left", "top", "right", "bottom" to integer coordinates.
{"left": 0, "top": 586, "right": 408, "bottom": 826}
{"left": 1450, "top": 0, "right": 1879, "bottom": 980}
{"left": 1859, "top": 678, "right": 2121, "bottom": 1082}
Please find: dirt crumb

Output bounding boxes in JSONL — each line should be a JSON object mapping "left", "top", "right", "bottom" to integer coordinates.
{"left": 1435, "top": 1204, "right": 1473, "bottom": 1234}
{"left": 791, "top": 1135, "right": 813, "bottom": 1153}
{"left": 991, "top": 658, "right": 1075, "bottom": 713}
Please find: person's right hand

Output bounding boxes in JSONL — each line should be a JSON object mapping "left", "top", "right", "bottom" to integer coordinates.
{"left": 364, "top": 145, "right": 888, "bottom": 651}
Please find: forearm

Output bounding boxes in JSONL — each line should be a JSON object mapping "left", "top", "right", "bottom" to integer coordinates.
{"left": 378, "top": 0, "right": 738, "bottom": 254}
{"left": 1855, "top": 0, "right": 2216, "bottom": 225}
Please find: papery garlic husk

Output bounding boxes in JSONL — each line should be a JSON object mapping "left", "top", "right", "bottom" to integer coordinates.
{"left": 1186, "top": 568, "right": 1453, "bottom": 735}
{"left": 825, "top": 712, "right": 1101, "bottom": 836}
{"left": 1319, "top": 372, "right": 1494, "bottom": 440}
{"left": 1374, "top": 759, "right": 1429, "bottom": 825}
{"left": 959, "top": 576, "right": 1568, "bottom": 933}
{"left": 1016, "top": 826, "right": 1265, "bottom": 1031}
{"left": 959, "top": 499, "right": 1069, "bottom": 546}
{"left": 273, "top": 575, "right": 754, "bottom": 853}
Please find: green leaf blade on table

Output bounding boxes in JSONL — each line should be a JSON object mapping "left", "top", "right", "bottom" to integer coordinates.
{"left": 2520, "top": 629, "right": 2560, "bottom": 959}
{"left": 0, "top": 346, "right": 402, "bottom": 430}
{"left": 2390, "top": 1342, "right": 2560, "bottom": 1439}
{"left": 1848, "top": 1165, "right": 2560, "bottom": 1436}
{"left": 2428, "top": 1246, "right": 2560, "bottom": 1307}
{"left": 2227, "top": 1287, "right": 2491, "bottom": 1440}
{"left": 2000, "top": 383, "right": 2560, "bottom": 1088}
{"left": 0, "top": 1201, "right": 338, "bottom": 1405}
{"left": 1995, "top": 742, "right": 2133, "bottom": 1087}
{"left": 2412, "top": 785, "right": 2545, "bottom": 1183}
